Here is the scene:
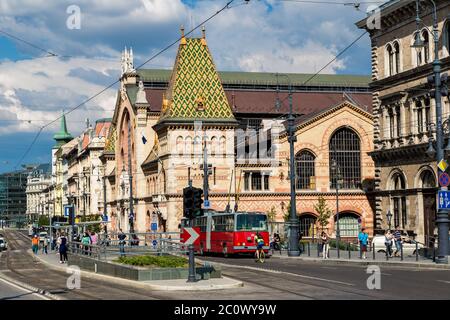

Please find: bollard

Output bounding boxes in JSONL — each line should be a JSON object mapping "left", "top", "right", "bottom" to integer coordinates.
{"left": 433, "top": 245, "right": 436, "bottom": 262}
{"left": 187, "top": 244, "right": 196, "bottom": 283}
{"left": 307, "top": 242, "right": 310, "bottom": 256}
{"left": 348, "top": 242, "right": 351, "bottom": 259}
{"left": 415, "top": 241, "right": 419, "bottom": 262}
{"left": 386, "top": 243, "right": 389, "bottom": 261}
{"left": 372, "top": 243, "right": 375, "bottom": 260}
{"left": 400, "top": 242, "right": 403, "bottom": 261}
{"left": 317, "top": 243, "right": 320, "bottom": 257}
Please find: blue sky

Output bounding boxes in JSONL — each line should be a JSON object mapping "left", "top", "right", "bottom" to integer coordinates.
{"left": 0, "top": 0, "right": 375, "bottom": 173}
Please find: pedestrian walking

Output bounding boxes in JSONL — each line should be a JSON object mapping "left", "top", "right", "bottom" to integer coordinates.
{"left": 358, "top": 228, "right": 369, "bottom": 259}
{"left": 393, "top": 225, "right": 403, "bottom": 257}
{"left": 42, "top": 237, "right": 49, "bottom": 254}
{"left": 58, "top": 233, "right": 68, "bottom": 264}
{"left": 384, "top": 229, "right": 393, "bottom": 257}
{"left": 90, "top": 231, "right": 98, "bottom": 246}
{"left": 321, "top": 231, "right": 329, "bottom": 259}
{"left": 81, "top": 232, "right": 91, "bottom": 255}
{"left": 118, "top": 229, "right": 126, "bottom": 257}
{"left": 31, "top": 235, "right": 39, "bottom": 254}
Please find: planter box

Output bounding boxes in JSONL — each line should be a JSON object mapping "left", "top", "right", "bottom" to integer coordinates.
{"left": 68, "top": 254, "right": 221, "bottom": 281}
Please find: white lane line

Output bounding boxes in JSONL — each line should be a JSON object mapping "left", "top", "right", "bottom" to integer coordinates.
{"left": 211, "top": 261, "right": 355, "bottom": 286}
{"left": 0, "top": 277, "right": 49, "bottom": 300}
{"left": 437, "top": 280, "right": 450, "bottom": 284}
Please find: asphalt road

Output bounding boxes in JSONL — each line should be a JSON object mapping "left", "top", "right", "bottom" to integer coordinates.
{"left": 1, "top": 229, "right": 449, "bottom": 300}
{"left": 0, "top": 277, "right": 47, "bottom": 300}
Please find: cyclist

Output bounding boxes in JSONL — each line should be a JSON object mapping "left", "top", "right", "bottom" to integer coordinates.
{"left": 254, "top": 232, "right": 265, "bottom": 261}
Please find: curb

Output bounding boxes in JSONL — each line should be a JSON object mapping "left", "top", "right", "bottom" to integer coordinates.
{"left": 0, "top": 272, "right": 62, "bottom": 300}
{"left": 269, "top": 255, "right": 450, "bottom": 270}
{"left": 32, "top": 251, "right": 244, "bottom": 291}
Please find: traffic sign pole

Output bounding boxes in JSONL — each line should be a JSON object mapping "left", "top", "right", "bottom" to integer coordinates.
{"left": 187, "top": 244, "right": 196, "bottom": 283}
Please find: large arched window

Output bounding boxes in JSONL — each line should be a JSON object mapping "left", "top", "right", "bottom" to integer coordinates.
{"left": 296, "top": 150, "right": 315, "bottom": 190}
{"left": 422, "top": 30, "right": 430, "bottom": 64}
{"left": 335, "top": 212, "right": 359, "bottom": 237}
{"left": 394, "top": 41, "right": 400, "bottom": 73}
{"left": 298, "top": 214, "right": 317, "bottom": 238}
{"left": 329, "top": 127, "right": 361, "bottom": 189}
{"left": 391, "top": 172, "right": 407, "bottom": 229}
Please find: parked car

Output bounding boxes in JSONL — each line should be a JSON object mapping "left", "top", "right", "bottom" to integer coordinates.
{"left": 0, "top": 238, "right": 7, "bottom": 251}
{"left": 38, "top": 231, "right": 48, "bottom": 243}
{"left": 371, "top": 235, "right": 423, "bottom": 255}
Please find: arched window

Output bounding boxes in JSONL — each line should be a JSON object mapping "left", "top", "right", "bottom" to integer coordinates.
{"left": 394, "top": 41, "right": 400, "bottom": 73}
{"left": 176, "top": 136, "right": 184, "bottom": 155}
{"left": 185, "top": 136, "right": 192, "bottom": 156}
{"left": 329, "top": 128, "right": 361, "bottom": 189}
{"left": 219, "top": 136, "right": 226, "bottom": 156}
{"left": 386, "top": 44, "right": 394, "bottom": 76}
{"left": 414, "top": 31, "right": 423, "bottom": 66}
{"left": 296, "top": 150, "right": 315, "bottom": 190}
{"left": 444, "top": 20, "right": 450, "bottom": 57}
{"left": 391, "top": 172, "right": 407, "bottom": 229}
{"left": 335, "top": 212, "right": 359, "bottom": 237}
{"left": 298, "top": 214, "right": 317, "bottom": 238}
{"left": 210, "top": 136, "right": 218, "bottom": 156}
{"left": 422, "top": 30, "right": 430, "bottom": 64}
{"left": 420, "top": 170, "right": 435, "bottom": 189}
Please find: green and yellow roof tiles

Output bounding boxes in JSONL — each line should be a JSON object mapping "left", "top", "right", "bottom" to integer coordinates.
{"left": 157, "top": 38, "right": 236, "bottom": 123}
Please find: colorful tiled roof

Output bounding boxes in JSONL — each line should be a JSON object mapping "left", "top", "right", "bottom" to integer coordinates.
{"left": 157, "top": 37, "right": 237, "bottom": 124}
{"left": 104, "top": 124, "right": 116, "bottom": 152}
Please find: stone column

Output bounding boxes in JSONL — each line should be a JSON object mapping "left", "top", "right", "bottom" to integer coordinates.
{"left": 400, "top": 102, "right": 407, "bottom": 141}
{"left": 392, "top": 107, "right": 398, "bottom": 138}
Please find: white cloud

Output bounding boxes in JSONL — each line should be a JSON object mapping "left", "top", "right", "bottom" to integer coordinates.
{"left": 0, "top": 0, "right": 371, "bottom": 135}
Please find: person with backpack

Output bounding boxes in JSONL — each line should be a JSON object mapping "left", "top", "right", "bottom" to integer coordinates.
{"left": 58, "top": 233, "right": 68, "bottom": 264}
{"left": 81, "top": 232, "right": 92, "bottom": 255}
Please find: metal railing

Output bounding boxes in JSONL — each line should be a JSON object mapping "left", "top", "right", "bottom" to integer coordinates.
{"left": 68, "top": 232, "right": 187, "bottom": 261}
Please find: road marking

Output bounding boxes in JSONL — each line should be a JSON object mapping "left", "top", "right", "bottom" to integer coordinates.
{"left": 437, "top": 280, "right": 450, "bottom": 284}
{"left": 207, "top": 261, "right": 355, "bottom": 286}
{"left": 381, "top": 273, "right": 392, "bottom": 276}
{"left": 0, "top": 277, "right": 49, "bottom": 300}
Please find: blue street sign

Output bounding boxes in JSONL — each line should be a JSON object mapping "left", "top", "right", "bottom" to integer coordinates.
{"left": 102, "top": 215, "right": 108, "bottom": 222}
{"left": 204, "top": 200, "right": 210, "bottom": 208}
{"left": 152, "top": 240, "right": 158, "bottom": 246}
{"left": 64, "top": 205, "right": 72, "bottom": 217}
{"left": 151, "top": 222, "right": 157, "bottom": 231}
{"left": 438, "top": 190, "right": 450, "bottom": 210}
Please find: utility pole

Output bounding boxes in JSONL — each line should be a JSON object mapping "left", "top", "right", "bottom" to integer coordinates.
{"left": 103, "top": 170, "right": 108, "bottom": 236}
{"left": 203, "top": 133, "right": 209, "bottom": 207}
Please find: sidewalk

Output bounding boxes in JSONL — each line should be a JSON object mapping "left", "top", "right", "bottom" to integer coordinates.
{"left": 269, "top": 250, "right": 450, "bottom": 270}
{"left": 31, "top": 249, "right": 243, "bottom": 291}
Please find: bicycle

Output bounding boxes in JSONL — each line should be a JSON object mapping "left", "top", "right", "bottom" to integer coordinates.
{"left": 254, "top": 248, "right": 265, "bottom": 263}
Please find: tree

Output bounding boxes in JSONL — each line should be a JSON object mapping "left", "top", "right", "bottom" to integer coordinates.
{"left": 283, "top": 201, "right": 291, "bottom": 222}
{"left": 38, "top": 215, "right": 49, "bottom": 228}
{"left": 314, "top": 196, "right": 332, "bottom": 233}
{"left": 267, "top": 206, "right": 277, "bottom": 222}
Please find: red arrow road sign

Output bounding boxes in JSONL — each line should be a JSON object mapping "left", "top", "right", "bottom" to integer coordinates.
{"left": 182, "top": 227, "right": 200, "bottom": 246}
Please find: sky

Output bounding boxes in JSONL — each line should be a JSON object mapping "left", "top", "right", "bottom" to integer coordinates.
{"left": 0, "top": 0, "right": 379, "bottom": 173}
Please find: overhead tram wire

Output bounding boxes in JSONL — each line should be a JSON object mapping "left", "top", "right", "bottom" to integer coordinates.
{"left": 13, "top": 0, "right": 237, "bottom": 170}
{"left": 0, "top": 29, "right": 58, "bottom": 58}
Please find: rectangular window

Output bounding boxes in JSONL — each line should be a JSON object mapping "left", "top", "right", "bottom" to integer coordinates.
{"left": 244, "top": 173, "right": 249, "bottom": 191}
{"left": 251, "top": 173, "right": 262, "bottom": 191}
{"left": 264, "top": 175, "right": 269, "bottom": 190}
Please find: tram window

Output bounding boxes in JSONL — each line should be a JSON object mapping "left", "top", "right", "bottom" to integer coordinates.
{"left": 236, "top": 214, "right": 267, "bottom": 231}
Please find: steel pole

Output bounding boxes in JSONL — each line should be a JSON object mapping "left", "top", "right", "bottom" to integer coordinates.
{"left": 187, "top": 244, "right": 196, "bottom": 282}
{"left": 288, "top": 88, "right": 300, "bottom": 256}
{"left": 103, "top": 175, "right": 108, "bottom": 236}
{"left": 430, "top": 5, "right": 450, "bottom": 263}
{"left": 336, "top": 179, "right": 340, "bottom": 259}
{"left": 203, "top": 134, "right": 209, "bottom": 202}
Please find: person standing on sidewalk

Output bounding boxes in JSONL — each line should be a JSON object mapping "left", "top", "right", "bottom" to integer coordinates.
{"left": 42, "top": 236, "right": 49, "bottom": 254}
{"left": 321, "top": 231, "right": 329, "bottom": 259}
{"left": 393, "top": 225, "right": 403, "bottom": 257}
{"left": 82, "top": 232, "right": 92, "bottom": 256}
{"left": 118, "top": 229, "right": 126, "bottom": 257}
{"left": 384, "top": 230, "right": 393, "bottom": 257}
{"left": 358, "top": 228, "right": 369, "bottom": 259}
{"left": 31, "top": 235, "right": 39, "bottom": 254}
{"left": 58, "top": 233, "right": 68, "bottom": 264}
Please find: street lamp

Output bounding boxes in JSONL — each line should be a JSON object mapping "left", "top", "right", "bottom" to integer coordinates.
{"left": 412, "top": 0, "right": 449, "bottom": 263}
{"left": 274, "top": 73, "right": 300, "bottom": 257}
{"left": 386, "top": 210, "right": 393, "bottom": 231}
{"left": 331, "top": 153, "right": 343, "bottom": 259}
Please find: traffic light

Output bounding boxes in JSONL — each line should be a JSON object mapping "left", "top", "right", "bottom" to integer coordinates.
{"left": 183, "top": 186, "right": 195, "bottom": 219}
{"left": 192, "top": 187, "right": 204, "bottom": 217}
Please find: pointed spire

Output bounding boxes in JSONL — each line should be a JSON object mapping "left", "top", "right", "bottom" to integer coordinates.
{"left": 53, "top": 111, "right": 73, "bottom": 148}
{"left": 180, "top": 25, "right": 187, "bottom": 45}
{"left": 201, "top": 25, "right": 207, "bottom": 46}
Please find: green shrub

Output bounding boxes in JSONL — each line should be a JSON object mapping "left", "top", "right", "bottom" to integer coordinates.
{"left": 115, "top": 255, "right": 188, "bottom": 268}
{"left": 329, "top": 239, "right": 359, "bottom": 251}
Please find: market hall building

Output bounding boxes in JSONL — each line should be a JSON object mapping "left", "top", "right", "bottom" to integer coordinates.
{"left": 101, "top": 28, "right": 375, "bottom": 241}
